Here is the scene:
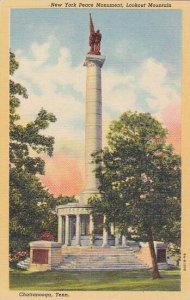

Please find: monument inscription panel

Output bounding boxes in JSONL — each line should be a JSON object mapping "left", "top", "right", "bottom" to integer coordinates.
{"left": 32, "top": 249, "right": 48, "bottom": 264}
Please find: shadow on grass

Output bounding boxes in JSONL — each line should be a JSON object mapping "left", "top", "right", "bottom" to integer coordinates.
{"left": 10, "top": 269, "right": 180, "bottom": 291}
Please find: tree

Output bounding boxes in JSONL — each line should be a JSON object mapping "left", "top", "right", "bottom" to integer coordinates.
{"left": 90, "top": 111, "right": 181, "bottom": 279}
{"left": 9, "top": 52, "right": 58, "bottom": 252}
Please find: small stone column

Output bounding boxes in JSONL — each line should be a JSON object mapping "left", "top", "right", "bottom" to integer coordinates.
{"left": 115, "top": 233, "right": 120, "bottom": 247}
{"left": 58, "top": 215, "right": 63, "bottom": 244}
{"left": 110, "top": 223, "right": 114, "bottom": 235}
{"left": 65, "top": 215, "right": 69, "bottom": 246}
{"left": 122, "top": 235, "right": 127, "bottom": 247}
{"left": 89, "top": 215, "right": 94, "bottom": 245}
{"left": 102, "top": 216, "right": 108, "bottom": 247}
{"left": 76, "top": 214, "right": 81, "bottom": 246}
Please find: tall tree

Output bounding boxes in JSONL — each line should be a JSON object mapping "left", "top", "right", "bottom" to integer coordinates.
{"left": 90, "top": 111, "right": 181, "bottom": 279}
{"left": 9, "top": 52, "right": 58, "bottom": 251}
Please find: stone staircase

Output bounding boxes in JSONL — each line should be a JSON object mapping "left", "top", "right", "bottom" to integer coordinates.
{"left": 17, "top": 257, "right": 30, "bottom": 270}
{"left": 55, "top": 247, "right": 149, "bottom": 271}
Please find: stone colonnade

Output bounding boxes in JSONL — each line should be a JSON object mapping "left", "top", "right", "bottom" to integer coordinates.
{"left": 56, "top": 204, "right": 127, "bottom": 247}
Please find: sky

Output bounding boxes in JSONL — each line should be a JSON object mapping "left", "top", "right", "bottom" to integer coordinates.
{"left": 10, "top": 8, "right": 182, "bottom": 197}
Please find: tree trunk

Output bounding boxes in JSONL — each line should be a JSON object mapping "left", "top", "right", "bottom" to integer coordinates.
{"left": 148, "top": 227, "right": 161, "bottom": 279}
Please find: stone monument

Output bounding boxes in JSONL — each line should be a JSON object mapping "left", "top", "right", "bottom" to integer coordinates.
{"left": 56, "top": 14, "right": 110, "bottom": 247}
{"left": 29, "top": 16, "right": 168, "bottom": 272}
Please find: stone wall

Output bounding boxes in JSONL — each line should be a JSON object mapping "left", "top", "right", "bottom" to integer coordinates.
{"left": 50, "top": 247, "right": 62, "bottom": 267}
{"left": 136, "top": 246, "right": 152, "bottom": 267}
{"left": 136, "top": 242, "right": 168, "bottom": 269}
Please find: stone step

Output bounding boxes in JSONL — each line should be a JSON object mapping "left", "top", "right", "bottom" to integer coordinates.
{"left": 59, "top": 263, "right": 148, "bottom": 267}
{"left": 62, "top": 259, "right": 147, "bottom": 264}
{"left": 61, "top": 264, "right": 148, "bottom": 268}
{"left": 58, "top": 246, "right": 148, "bottom": 271}
{"left": 56, "top": 266, "right": 149, "bottom": 271}
{"left": 63, "top": 254, "right": 138, "bottom": 258}
{"left": 56, "top": 249, "right": 148, "bottom": 271}
{"left": 17, "top": 258, "right": 30, "bottom": 270}
{"left": 62, "top": 248, "right": 135, "bottom": 252}
{"left": 62, "top": 260, "right": 140, "bottom": 264}
{"left": 62, "top": 258, "right": 141, "bottom": 263}
{"left": 60, "top": 268, "right": 148, "bottom": 271}
{"left": 62, "top": 256, "right": 140, "bottom": 262}
{"left": 62, "top": 251, "right": 136, "bottom": 255}
{"left": 62, "top": 255, "right": 137, "bottom": 259}
{"left": 63, "top": 246, "right": 130, "bottom": 248}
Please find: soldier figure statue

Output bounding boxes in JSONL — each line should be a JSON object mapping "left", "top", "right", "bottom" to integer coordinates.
{"left": 88, "top": 14, "right": 102, "bottom": 55}
{"left": 89, "top": 30, "right": 95, "bottom": 53}
{"left": 94, "top": 30, "right": 102, "bottom": 55}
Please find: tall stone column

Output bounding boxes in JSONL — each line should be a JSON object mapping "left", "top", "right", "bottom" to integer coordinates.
{"left": 65, "top": 215, "right": 69, "bottom": 246}
{"left": 58, "top": 215, "right": 63, "bottom": 244}
{"left": 80, "top": 54, "right": 106, "bottom": 204}
{"left": 76, "top": 214, "right": 81, "bottom": 246}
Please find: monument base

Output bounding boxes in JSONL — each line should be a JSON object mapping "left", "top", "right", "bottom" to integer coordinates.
{"left": 79, "top": 189, "right": 100, "bottom": 204}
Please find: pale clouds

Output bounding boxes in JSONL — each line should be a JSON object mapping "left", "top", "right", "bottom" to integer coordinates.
{"left": 14, "top": 39, "right": 180, "bottom": 148}
{"left": 13, "top": 40, "right": 181, "bottom": 195}
{"left": 139, "top": 58, "right": 180, "bottom": 113}
{"left": 39, "top": 153, "right": 84, "bottom": 196}
{"left": 15, "top": 41, "right": 85, "bottom": 149}
{"left": 31, "top": 41, "right": 51, "bottom": 66}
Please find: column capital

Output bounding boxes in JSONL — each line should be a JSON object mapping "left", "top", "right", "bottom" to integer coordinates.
{"left": 84, "top": 54, "right": 106, "bottom": 68}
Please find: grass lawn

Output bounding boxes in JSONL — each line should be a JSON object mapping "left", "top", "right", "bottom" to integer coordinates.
{"left": 10, "top": 269, "right": 180, "bottom": 291}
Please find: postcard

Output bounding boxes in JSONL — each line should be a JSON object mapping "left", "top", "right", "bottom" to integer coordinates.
{"left": 0, "top": 0, "right": 190, "bottom": 299}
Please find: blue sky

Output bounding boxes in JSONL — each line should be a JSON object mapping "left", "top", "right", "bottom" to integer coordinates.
{"left": 11, "top": 9, "right": 181, "bottom": 75}
{"left": 10, "top": 9, "right": 182, "bottom": 195}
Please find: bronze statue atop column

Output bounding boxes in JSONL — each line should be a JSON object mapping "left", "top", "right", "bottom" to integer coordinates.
{"left": 88, "top": 14, "right": 102, "bottom": 55}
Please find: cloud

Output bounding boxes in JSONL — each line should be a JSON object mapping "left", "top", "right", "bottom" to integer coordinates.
{"left": 13, "top": 41, "right": 181, "bottom": 195}
{"left": 161, "top": 102, "right": 181, "bottom": 153}
{"left": 31, "top": 41, "right": 51, "bottom": 65}
{"left": 139, "top": 58, "right": 180, "bottom": 113}
{"left": 15, "top": 41, "right": 85, "bottom": 140}
{"left": 102, "top": 58, "right": 181, "bottom": 150}
{"left": 39, "top": 153, "right": 84, "bottom": 197}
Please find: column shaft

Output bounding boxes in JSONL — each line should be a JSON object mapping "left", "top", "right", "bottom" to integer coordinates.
{"left": 80, "top": 55, "right": 105, "bottom": 205}
{"left": 122, "top": 235, "right": 126, "bottom": 247}
{"left": 85, "top": 62, "right": 102, "bottom": 192}
{"left": 102, "top": 216, "right": 108, "bottom": 247}
{"left": 58, "top": 215, "right": 63, "bottom": 244}
{"left": 65, "top": 215, "right": 69, "bottom": 246}
{"left": 115, "top": 233, "right": 120, "bottom": 247}
{"left": 110, "top": 223, "right": 114, "bottom": 235}
{"left": 76, "top": 215, "right": 81, "bottom": 246}
{"left": 89, "top": 215, "right": 94, "bottom": 245}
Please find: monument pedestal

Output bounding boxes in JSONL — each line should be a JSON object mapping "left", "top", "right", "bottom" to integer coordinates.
{"left": 80, "top": 189, "right": 99, "bottom": 204}
{"left": 29, "top": 241, "right": 62, "bottom": 272}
